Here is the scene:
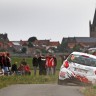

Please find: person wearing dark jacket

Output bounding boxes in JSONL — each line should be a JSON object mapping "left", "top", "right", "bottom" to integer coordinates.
{"left": 2, "top": 53, "right": 8, "bottom": 73}
{"left": 53, "top": 55, "right": 57, "bottom": 75}
{"left": 0, "top": 53, "right": 3, "bottom": 69}
{"left": 11, "top": 62, "right": 18, "bottom": 75}
{"left": 6, "top": 53, "right": 11, "bottom": 72}
{"left": 38, "top": 54, "right": 46, "bottom": 75}
{"left": 32, "top": 55, "right": 38, "bottom": 75}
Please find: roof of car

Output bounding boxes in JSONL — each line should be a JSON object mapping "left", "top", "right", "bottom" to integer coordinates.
{"left": 71, "top": 51, "right": 96, "bottom": 59}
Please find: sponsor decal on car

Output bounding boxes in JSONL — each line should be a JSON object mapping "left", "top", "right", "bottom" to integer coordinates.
{"left": 59, "top": 71, "right": 66, "bottom": 77}
{"left": 75, "top": 75, "right": 91, "bottom": 83}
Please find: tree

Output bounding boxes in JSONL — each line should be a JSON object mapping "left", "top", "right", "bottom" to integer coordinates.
{"left": 73, "top": 44, "right": 81, "bottom": 51}
{"left": 57, "top": 38, "right": 69, "bottom": 52}
{"left": 28, "top": 36, "right": 37, "bottom": 48}
{"left": 21, "top": 47, "right": 27, "bottom": 53}
{"left": 28, "top": 42, "right": 34, "bottom": 48}
{"left": 28, "top": 37, "right": 37, "bottom": 42}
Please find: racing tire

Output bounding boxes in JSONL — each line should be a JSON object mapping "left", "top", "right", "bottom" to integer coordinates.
{"left": 58, "top": 78, "right": 67, "bottom": 85}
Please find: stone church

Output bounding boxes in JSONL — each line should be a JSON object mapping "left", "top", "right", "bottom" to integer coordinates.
{"left": 90, "top": 9, "right": 96, "bottom": 37}
{"left": 62, "top": 9, "right": 96, "bottom": 49}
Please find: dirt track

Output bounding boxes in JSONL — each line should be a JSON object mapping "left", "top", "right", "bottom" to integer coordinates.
{"left": 0, "top": 84, "right": 84, "bottom": 96}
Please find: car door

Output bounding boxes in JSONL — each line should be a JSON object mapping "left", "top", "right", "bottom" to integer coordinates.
{"left": 67, "top": 54, "right": 96, "bottom": 78}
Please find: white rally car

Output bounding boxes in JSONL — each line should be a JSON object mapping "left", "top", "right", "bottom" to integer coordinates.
{"left": 58, "top": 52, "right": 96, "bottom": 85}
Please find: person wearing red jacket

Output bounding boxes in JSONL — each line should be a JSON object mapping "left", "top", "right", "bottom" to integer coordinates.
{"left": 24, "top": 62, "right": 31, "bottom": 75}
{"left": 46, "top": 54, "right": 54, "bottom": 75}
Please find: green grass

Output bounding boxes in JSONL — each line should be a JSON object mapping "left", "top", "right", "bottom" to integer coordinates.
{"left": 81, "top": 85, "right": 96, "bottom": 96}
{"left": 11, "top": 56, "right": 62, "bottom": 70}
{"left": 1, "top": 57, "right": 96, "bottom": 96}
{"left": 11, "top": 57, "right": 33, "bottom": 69}
{"left": 0, "top": 71, "right": 59, "bottom": 89}
{"left": 1, "top": 55, "right": 96, "bottom": 96}
{"left": 0, "top": 56, "right": 61, "bottom": 89}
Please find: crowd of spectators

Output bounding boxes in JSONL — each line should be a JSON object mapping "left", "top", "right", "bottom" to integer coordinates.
{"left": 32, "top": 53, "right": 57, "bottom": 75}
{"left": 0, "top": 52, "right": 31, "bottom": 76}
{"left": 0, "top": 52, "right": 11, "bottom": 76}
{"left": 0, "top": 52, "right": 58, "bottom": 76}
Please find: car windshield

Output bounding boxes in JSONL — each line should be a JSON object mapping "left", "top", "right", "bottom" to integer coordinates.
{"left": 67, "top": 54, "right": 96, "bottom": 67}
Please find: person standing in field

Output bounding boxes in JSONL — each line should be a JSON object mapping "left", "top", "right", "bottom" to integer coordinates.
{"left": 46, "top": 54, "right": 55, "bottom": 75}
{"left": 0, "top": 66, "right": 4, "bottom": 76}
{"left": 40, "top": 54, "right": 46, "bottom": 75}
{"left": 32, "top": 54, "right": 38, "bottom": 75}
{"left": 0, "top": 52, "right": 3, "bottom": 69}
{"left": 6, "top": 53, "right": 11, "bottom": 73}
{"left": 38, "top": 53, "right": 46, "bottom": 75}
{"left": 53, "top": 55, "right": 57, "bottom": 75}
{"left": 2, "top": 52, "right": 9, "bottom": 74}
{"left": 20, "top": 58, "right": 27, "bottom": 65}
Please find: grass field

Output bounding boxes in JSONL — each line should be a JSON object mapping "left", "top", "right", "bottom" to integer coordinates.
{"left": 81, "top": 85, "right": 96, "bottom": 96}
{"left": 0, "top": 56, "right": 61, "bottom": 89}
{"left": 11, "top": 56, "right": 62, "bottom": 70}
{"left": 0, "top": 70, "right": 59, "bottom": 89}
{"left": 0, "top": 57, "right": 96, "bottom": 96}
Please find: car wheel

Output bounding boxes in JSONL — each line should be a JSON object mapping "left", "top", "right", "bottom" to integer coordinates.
{"left": 58, "top": 78, "right": 67, "bottom": 85}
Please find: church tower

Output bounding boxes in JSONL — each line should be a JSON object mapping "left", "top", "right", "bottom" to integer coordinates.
{"left": 90, "top": 9, "right": 96, "bottom": 37}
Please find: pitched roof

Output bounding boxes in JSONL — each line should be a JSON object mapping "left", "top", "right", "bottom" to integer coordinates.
{"left": 63, "top": 37, "right": 96, "bottom": 43}
{"left": 49, "top": 41, "right": 60, "bottom": 46}
{"left": 76, "top": 37, "right": 96, "bottom": 43}
{"left": 34, "top": 40, "right": 50, "bottom": 46}
{"left": 20, "top": 40, "right": 28, "bottom": 46}
{"left": 11, "top": 41, "right": 23, "bottom": 46}
{"left": 7, "top": 42, "right": 13, "bottom": 47}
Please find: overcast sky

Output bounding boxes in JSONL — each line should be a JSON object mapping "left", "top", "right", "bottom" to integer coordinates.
{"left": 0, "top": 0, "right": 96, "bottom": 42}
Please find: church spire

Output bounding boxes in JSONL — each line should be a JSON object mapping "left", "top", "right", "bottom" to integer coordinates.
{"left": 93, "top": 8, "right": 96, "bottom": 26}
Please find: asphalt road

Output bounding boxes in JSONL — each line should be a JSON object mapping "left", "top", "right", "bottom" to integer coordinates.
{"left": 0, "top": 84, "right": 84, "bottom": 96}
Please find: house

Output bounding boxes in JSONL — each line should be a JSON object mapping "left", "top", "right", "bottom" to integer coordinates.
{"left": 33, "top": 40, "right": 50, "bottom": 47}
{"left": 0, "top": 33, "right": 9, "bottom": 50}
{"left": 49, "top": 41, "right": 60, "bottom": 48}
{"left": 62, "top": 37, "right": 96, "bottom": 51}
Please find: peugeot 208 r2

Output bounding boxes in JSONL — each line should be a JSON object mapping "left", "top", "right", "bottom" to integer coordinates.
{"left": 58, "top": 52, "right": 96, "bottom": 85}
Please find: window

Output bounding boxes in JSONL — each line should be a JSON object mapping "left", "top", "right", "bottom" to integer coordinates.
{"left": 67, "top": 54, "right": 96, "bottom": 67}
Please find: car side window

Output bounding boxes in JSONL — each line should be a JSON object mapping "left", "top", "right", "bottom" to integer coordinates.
{"left": 67, "top": 54, "right": 80, "bottom": 64}
{"left": 67, "top": 53, "right": 96, "bottom": 67}
{"left": 90, "top": 59, "right": 96, "bottom": 67}
{"left": 67, "top": 54, "right": 90, "bottom": 65}
{"left": 67, "top": 54, "right": 75, "bottom": 62}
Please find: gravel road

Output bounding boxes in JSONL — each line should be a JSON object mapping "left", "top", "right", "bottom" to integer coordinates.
{"left": 0, "top": 84, "right": 84, "bottom": 96}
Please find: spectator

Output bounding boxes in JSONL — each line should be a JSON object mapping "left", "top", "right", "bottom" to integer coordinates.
{"left": 46, "top": 54, "right": 54, "bottom": 75}
{"left": 0, "top": 52, "right": 3, "bottom": 69}
{"left": 6, "top": 52, "right": 11, "bottom": 72}
{"left": 18, "top": 64, "right": 25, "bottom": 75}
{"left": 53, "top": 55, "right": 57, "bottom": 75}
{"left": 11, "top": 62, "right": 18, "bottom": 75}
{"left": 24, "top": 62, "right": 31, "bottom": 75}
{"left": 20, "top": 58, "right": 27, "bottom": 65}
{"left": 32, "top": 54, "right": 38, "bottom": 75}
{"left": 0, "top": 66, "right": 4, "bottom": 76}
{"left": 2, "top": 52, "right": 9, "bottom": 74}
{"left": 38, "top": 54, "right": 46, "bottom": 75}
